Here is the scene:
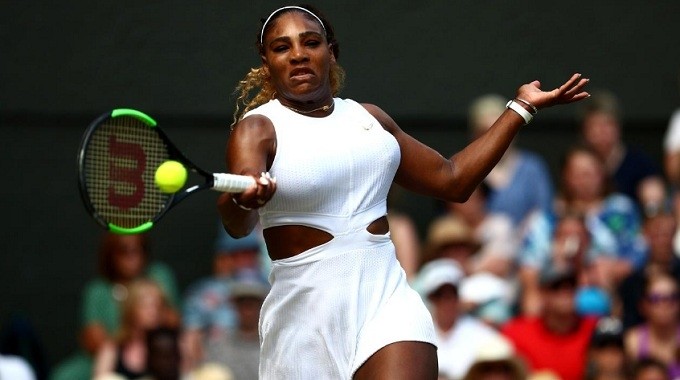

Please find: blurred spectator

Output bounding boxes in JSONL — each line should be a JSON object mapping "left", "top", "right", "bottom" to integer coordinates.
{"left": 619, "top": 211, "right": 680, "bottom": 329}
{"left": 462, "top": 335, "right": 526, "bottom": 380}
{"left": 520, "top": 145, "right": 646, "bottom": 305}
{"left": 468, "top": 94, "right": 554, "bottom": 225}
{"left": 519, "top": 213, "right": 610, "bottom": 316}
{"left": 422, "top": 215, "right": 481, "bottom": 274}
{"left": 142, "top": 327, "right": 181, "bottom": 380}
{"left": 631, "top": 358, "right": 671, "bottom": 380}
{"left": 638, "top": 176, "right": 671, "bottom": 219}
{"left": 0, "top": 353, "right": 36, "bottom": 380}
{"left": 181, "top": 224, "right": 265, "bottom": 369}
{"left": 145, "top": 328, "right": 236, "bottom": 380}
{"left": 577, "top": 90, "right": 662, "bottom": 209}
{"left": 387, "top": 186, "right": 421, "bottom": 281}
{"left": 203, "top": 271, "right": 270, "bottom": 380}
{"left": 556, "top": 145, "right": 646, "bottom": 282}
{"left": 413, "top": 259, "right": 501, "bottom": 379}
{"left": 586, "top": 317, "right": 628, "bottom": 380}
{"left": 459, "top": 272, "right": 514, "bottom": 328}
{"left": 93, "top": 279, "right": 171, "bottom": 379}
{"left": 51, "top": 233, "right": 179, "bottom": 380}
{"left": 502, "top": 267, "right": 598, "bottom": 380}
{"left": 624, "top": 273, "right": 680, "bottom": 378}
{"left": 445, "top": 183, "right": 519, "bottom": 279}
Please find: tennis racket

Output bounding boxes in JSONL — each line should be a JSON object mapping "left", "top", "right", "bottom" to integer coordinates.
{"left": 77, "top": 108, "right": 255, "bottom": 234}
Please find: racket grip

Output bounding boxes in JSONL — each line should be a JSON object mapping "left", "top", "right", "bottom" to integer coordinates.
{"left": 212, "top": 173, "right": 256, "bottom": 193}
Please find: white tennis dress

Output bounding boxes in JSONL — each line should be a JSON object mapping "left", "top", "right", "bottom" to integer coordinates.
{"left": 243, "top": 98, "right": 436, "bottom": 379}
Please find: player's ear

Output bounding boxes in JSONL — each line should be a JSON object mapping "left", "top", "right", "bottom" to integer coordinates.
{"left": 328, "top": 44, "right": 336, "bottom": 64}
{"left": 260, "top": 56, "right": 270, "bottom": 76}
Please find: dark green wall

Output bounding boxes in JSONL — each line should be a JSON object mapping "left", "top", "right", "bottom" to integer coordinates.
{"left": 3, "top": 1, "right": 680, "bottom": 118}
{"left": 1, "top": 0, "right": 678, "bottom": 374}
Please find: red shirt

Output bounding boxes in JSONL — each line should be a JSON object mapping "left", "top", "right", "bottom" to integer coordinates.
{"left": 501, "top": 316, "right": 597, "bottom": 380}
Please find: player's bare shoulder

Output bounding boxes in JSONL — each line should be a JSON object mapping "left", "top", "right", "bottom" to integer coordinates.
{"left": 232, "top": 113, "right": 276, "bottom": 140}
{"left": 228, "top": 113, "right": 277, "bottom": 163}
{"left": 360, "top": 103, "right": 401, "bottom": 135}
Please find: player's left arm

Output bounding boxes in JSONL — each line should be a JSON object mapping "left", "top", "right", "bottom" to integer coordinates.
{"left": 365, "top": 103, "right": 519, "bottom": 202}
{"left": 364, "top": 73, "right": 589, "bottom": 202}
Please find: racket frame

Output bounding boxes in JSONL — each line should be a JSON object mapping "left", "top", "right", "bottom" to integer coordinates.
{"left": 77, "top": 108, "right": 221, "bottom": 234}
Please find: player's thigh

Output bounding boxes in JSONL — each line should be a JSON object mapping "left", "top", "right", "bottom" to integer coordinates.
{"left": 353, "top": 341, "right": 438, "bottom": 380}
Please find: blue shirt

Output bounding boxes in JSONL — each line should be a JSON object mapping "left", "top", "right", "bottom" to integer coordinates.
{"left": 486, "top": 150, "right": 554, "bottom": 225}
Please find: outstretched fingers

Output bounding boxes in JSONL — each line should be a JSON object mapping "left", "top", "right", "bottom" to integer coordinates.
{"left": 555, "top": 74, "right": 590, "bottom": 104}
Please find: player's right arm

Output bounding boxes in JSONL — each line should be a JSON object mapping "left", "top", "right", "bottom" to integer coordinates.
{"left": 218, "top": 114, "right": 277, "bottom": 237}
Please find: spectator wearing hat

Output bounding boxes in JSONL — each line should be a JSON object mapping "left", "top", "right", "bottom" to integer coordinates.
{"left": 422, "top": 215, "right": 481, "bottom": 275}
{"left": 459, "top": 272, "right": 514, "bottom": 329}
{"left": 203, "top": 271, "right": 270, "bottom": 380}
{"left": 462, "top": 335, "right": 526, "bottom": 380}
{"left": 413, "top": 259, "right": 501, "bottom": 379}
{"left": 181, "top": 224, "right": 267, "bottom": 370}
{"left": 586, "top": 317, "right": 628, "bottom": 380}
{"left": 502, "top": 267, "right": 598, "bottom": 380}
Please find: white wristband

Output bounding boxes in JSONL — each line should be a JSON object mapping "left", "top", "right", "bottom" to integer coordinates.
{"left": 506, "top": 100, "right": 533, "bottom": 125}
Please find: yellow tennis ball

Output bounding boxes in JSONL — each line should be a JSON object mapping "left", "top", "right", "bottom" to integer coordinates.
{"left": 154, "top": 160, "right": 187, "bottom": 193}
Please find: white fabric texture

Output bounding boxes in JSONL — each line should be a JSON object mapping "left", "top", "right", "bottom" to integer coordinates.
{"left": 244, "top": 98, "right": 437, "bottom": 379}
{"left": 246, "top": 98, "right": 399, "bottom": 235}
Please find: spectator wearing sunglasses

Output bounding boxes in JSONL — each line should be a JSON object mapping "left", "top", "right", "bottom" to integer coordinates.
{"left": 618, "top": 211, "right": 680, "bottom": 330}
{"left": 624, "top": 272, "right": 680, "bottom": 379}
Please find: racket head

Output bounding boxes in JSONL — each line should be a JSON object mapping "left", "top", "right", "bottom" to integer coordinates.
{"left": 78, "top": 109, "right": 176, "bottom": 234}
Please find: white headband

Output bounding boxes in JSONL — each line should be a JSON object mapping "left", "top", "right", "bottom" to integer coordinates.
{"left": 259, "top": 6, "right": 326, "bottom": 45}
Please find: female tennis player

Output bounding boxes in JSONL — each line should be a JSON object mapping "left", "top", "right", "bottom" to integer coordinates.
{"left": 217, "top": 5, "right": 590, "bottom": 379}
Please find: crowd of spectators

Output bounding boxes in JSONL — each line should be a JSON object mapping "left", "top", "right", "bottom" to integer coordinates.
{"left": 404, "top": 91, "right": 679, "bottom": 380}
{"left": 3, "top": 89, "right": 678, "bottom": 380}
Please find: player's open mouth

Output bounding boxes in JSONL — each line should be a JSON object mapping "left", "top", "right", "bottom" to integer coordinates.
{"left": 290, "top": 68, "right": 314, "bottom": 80}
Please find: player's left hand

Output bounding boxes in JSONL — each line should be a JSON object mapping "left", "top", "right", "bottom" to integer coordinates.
{"left": 515, "top": 73, "right": 590, "bottom": 110}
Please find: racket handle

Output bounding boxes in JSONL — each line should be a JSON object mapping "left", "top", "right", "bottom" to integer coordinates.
{"left": 212, "top": 173, "right": 256, "bottom": 193}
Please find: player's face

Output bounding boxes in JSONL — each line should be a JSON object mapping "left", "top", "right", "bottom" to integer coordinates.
{"left": 261, "top": 12, "right": 335, "bottom": 105}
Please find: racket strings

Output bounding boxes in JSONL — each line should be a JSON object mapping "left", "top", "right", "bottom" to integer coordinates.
{"left": 84, "top": 116, "right": 171, "bottom": 228}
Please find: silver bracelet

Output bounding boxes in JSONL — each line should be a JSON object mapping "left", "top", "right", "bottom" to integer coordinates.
{"left": 232, "top": 197, "right": 253, "bottom": 211}
{"left": 515, "top": 98, "right": 538, "bottom": 114}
